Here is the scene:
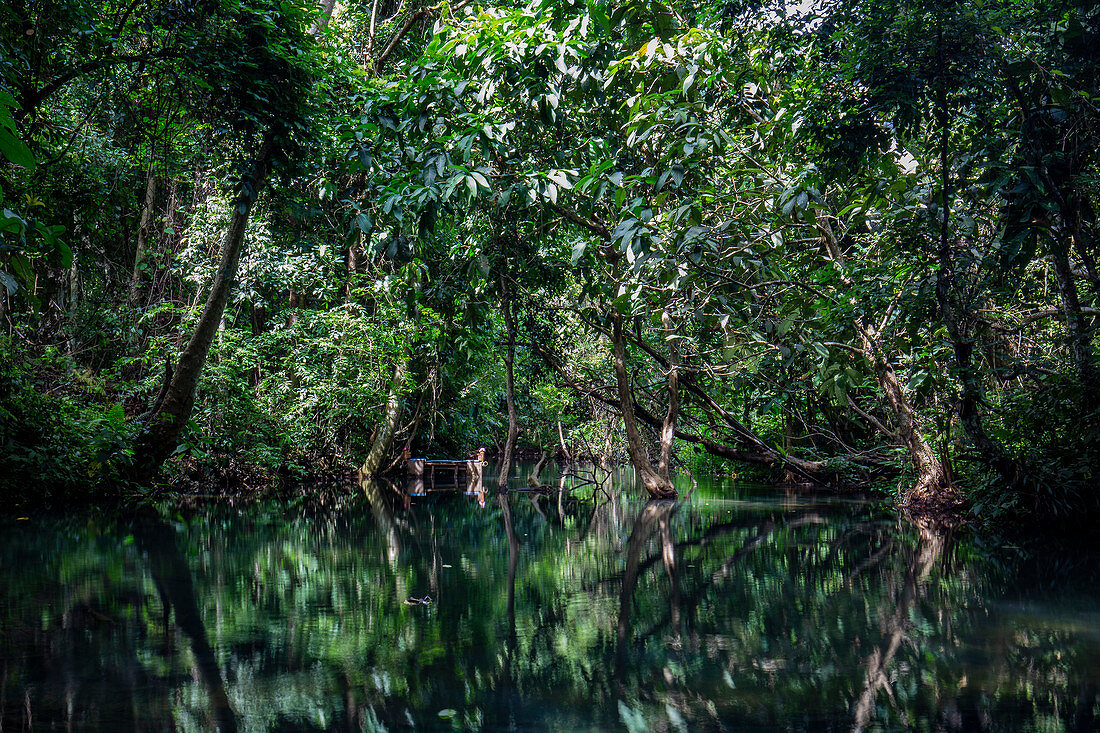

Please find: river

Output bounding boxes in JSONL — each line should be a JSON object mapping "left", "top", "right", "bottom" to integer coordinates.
{"left": 1, "top": 462, "right": 1097, "bottom": 731}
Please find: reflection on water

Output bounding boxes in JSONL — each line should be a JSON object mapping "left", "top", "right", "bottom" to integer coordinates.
{"left": 1, "top": 464, "right": 1098, "bottom": 731}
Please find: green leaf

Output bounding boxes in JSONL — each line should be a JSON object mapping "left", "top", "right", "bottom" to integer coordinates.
{"left": 0, "top": 127, "right": 35, "bottom": 170}
{"left": 0, "top": 208, "right": 26, "bottom": 235}
{"left": 587, "top": 1, "right": 611, "bottom": 35}
{"left": 548, "top": 170, "right": 574, "bottom": 190}
{"left": 55, "top": 239, "right": 73, "bottom": 269}
{"left": 570, "top": 241, "right": 586, "bottom": 264}
{"left": 0, "top": 271, "right": 18, "bottom": 295}
{"left": 907, "top": 370, "right": 930, "bottom": 391}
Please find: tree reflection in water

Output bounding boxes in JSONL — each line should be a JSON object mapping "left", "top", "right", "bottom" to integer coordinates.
{"left": 1, "top": 469, "right": 1097, "bottom": 730}
{"left": 850, "top": 518, "right": 949, "bottom": 732}
{"left": 135, "top": 516, "right": 238, "bottom": 732}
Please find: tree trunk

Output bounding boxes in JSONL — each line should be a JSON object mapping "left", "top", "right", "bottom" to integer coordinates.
{"left": 527, "top": 449, "right": 550, "bottom": 487}
{"left": 346, "top": 230, "right": 365, "bottom": 298}
{"left": 131, "top": 132, "right": 278, "bottom": 477}
{"left": 286, "top": 285, "right": 299, "bottom": 326}
{"left": 1005, "top": 75, "right": 1099, "bottom": 405}
{"left": 498, "top": 280, "right": 519, "bottom": 490}
{"left": 66, "top": 245, "right": 80, "bottom": 355}
{"left": 365, "top": 0, "right": 380, "bottom": 61}
{"left": 309, "top": 0, "right": 337, "bottom": 35}
{"left": 557, "top": 420, "right": 572, "bottom": 462}
{"left": 610, "top": 311, "right": 675, "bottom": 499}
{"left": 129, "top": 169, "right": 158, "bottom": 304}
{"left": 359, "top": 357, "right": 409, "bottom": 476}
{"left": 616, "top": 326, "right": 829, "bottom": 481}
{"left": 935, "top": 239, "right": 1022, "bottom": 489}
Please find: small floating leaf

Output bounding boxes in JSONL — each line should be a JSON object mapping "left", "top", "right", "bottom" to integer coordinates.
{"left": 438, "top": 708, "right": 457, "bottom": 719}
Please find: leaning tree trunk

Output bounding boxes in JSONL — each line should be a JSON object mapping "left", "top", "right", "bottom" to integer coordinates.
{"left": 817, "top": 211, "right": 953, "bottom": 509}
{"left": 527, "top": 449, "right": 550, "bottom": 487}
{"left": 1050, "top": 240, "right": 1099, "bottom": 404}
{"left": 131, "top": 132, "right": 278, "bottom": 477}
{"left": 359, "top": 357, "right": 409, "bottom": 476}
{"left": 856, "top": 326, "right": 951, "bottom": 506}
{"left": 610, "top": 311, "right": 676, "bottom": 499}
{"left": 498, "top": 279, "right": 519, "bottom": 490}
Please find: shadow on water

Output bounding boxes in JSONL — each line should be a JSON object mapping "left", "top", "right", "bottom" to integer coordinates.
{"left": 1, "top": 463, "right": 1097, "bottom": 730}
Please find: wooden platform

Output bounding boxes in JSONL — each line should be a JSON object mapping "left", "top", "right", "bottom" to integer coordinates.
{"left": 404, "top": 458, "right": 486, "bottom": 495}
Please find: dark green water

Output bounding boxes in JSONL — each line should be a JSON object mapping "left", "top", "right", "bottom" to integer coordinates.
{"left": 1, "top": 464, "right": 1097, "bottom": 731}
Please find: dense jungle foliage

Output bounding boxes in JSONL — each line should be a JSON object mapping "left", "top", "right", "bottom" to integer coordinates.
{"left": 2, "top": 0, "right": 1098, "bottom": 520}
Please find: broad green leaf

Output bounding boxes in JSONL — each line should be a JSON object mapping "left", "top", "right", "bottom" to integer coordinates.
{"left": 0, "top": 128, "right": 35, "bottom": 170}
{"left": 570, "top": 241, "right": 586, "bottom": 264}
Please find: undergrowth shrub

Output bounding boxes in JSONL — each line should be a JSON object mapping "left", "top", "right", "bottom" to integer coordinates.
{"left": 0, "top": 337, "right": 135, "bottom": 503}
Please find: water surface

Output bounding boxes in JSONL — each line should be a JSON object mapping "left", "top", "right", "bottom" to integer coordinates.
{"left": 1, "top": 464, "right": 1097, "bottom": 731}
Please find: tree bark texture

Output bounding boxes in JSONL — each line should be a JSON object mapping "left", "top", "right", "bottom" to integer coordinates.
{"left": 1051, "top": 241, "right": 1099, "bottom": 403}
{"left": 527, "top": 450, "right": 550, "bottom": 487}
{"left": 656, "top": 310, "right": 679, "bottom": 484}
{"left": 856, "top": 326, "right": 951, "bottom": 506}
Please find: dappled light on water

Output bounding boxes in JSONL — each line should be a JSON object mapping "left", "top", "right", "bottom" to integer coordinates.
{"left": 1, "top": 465, "right": 1097, "bottom": 731}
